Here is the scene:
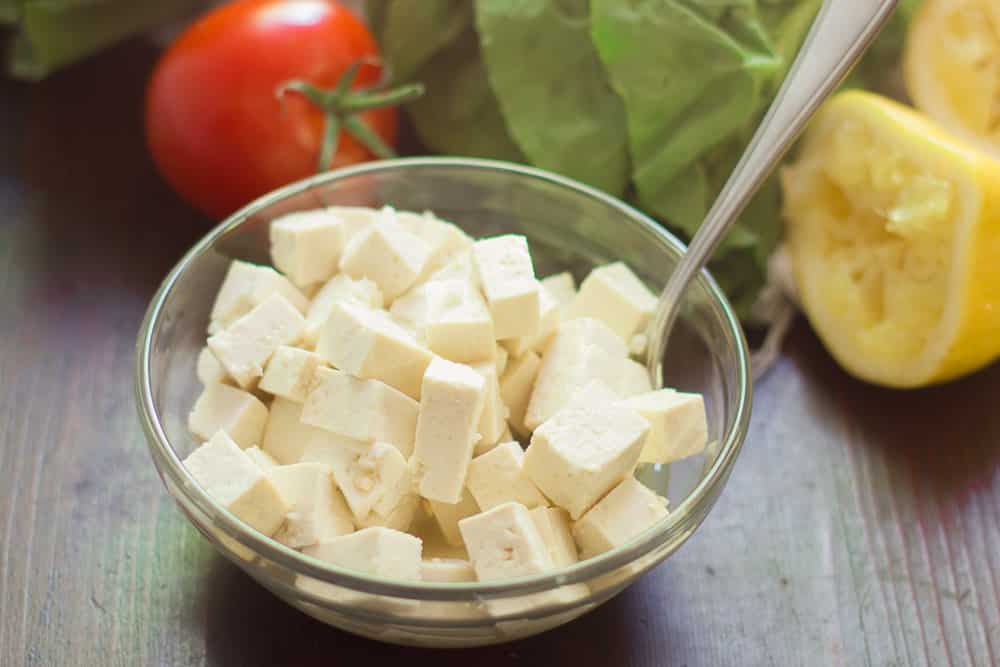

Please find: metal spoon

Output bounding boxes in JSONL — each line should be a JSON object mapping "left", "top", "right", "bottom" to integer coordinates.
{"left": 646, "top": 0, "right": 899, "bottom": 386}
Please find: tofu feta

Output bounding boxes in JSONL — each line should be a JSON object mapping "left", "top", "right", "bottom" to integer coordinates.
{"left": 500, "top": 282, "right": 560, "bottom": 357}
{"left": 540, "top": 271, "right": 576, "bottom": 308}
{"left": 467, "top": 442, "right": 547, "bottom": 511}
{"left": 529, "top": 507, "right": 578, "bottom": 568}
{"left": 524, "top": 399, "right": 649, "bottom": 519}
{"left": 499, "top": 350, "right": 541, "bottom": 437}
{"left": 412, "top": 358, "right": 487, "bottom": 503}
{"left": 427, "top": 249, "right": 479, "bottom": 288}
{"left": 629, "top": 333, "right": 649, "bottom": 358}
{"left": 494, "top": 344, "right": 509, "bottom": 376}
{"left": 472, "top": 235, "right": 540, "bottom": 339}
{"left": 523, "top": 317, "right": 627, "bottom": 430}
{"left": 302, "top": 274, "right": 383, "bottom": 348}
{"left": 208, "top": 293, "right": 306, "bottom": 388}
{"left": 269, "top": 462, "right": 355, "bottom": 548}
{"left": 244, "top": 446, "right": 278, "bottom": 471}
{"left": 619, "top": 390, "right": 708, "bottom": 464}
{"left": 396, "top": 210, "right": 472, "bottom": 276}
{"left": 269, "top": 209, "right": 344, "bottom": 288}
{"left": 327, "top": 206, "right": 377, "bottom": 246}
{"left": 188, "top": 383, "right": 268, "bottom": 448}
{"left": 429, "top": 488, "right": 480, "bottom": 547}
{"left": 471, "top": 361, "right": 508, "bottom": 455}
{"left": 390, "top": 279, "right": 495, "bottom": 363}
{"left": 572, "top": 476, "right": 668, "bottom": 559}
{"left": 620, "top": 358, "right": 653, "bottom": 397}
{"left": 262, "top": 396, "right": 359, "bottom": 464}
{"left": 259, "top": 345, "right": 325, "bottom": 402}
{"left": 303, "top": 527, "right": 422, "bottom": 580}
{"left": 316, "top": 300, "right": 433, "bottom": 400}
{"left": 209, "top": 260, "right": 308, "bottom": 332}
{"left": 339, "top": 208, "right": 432, "bottom": 302}
{"left": 566, "top": 262, "right": 657, "bottom": 340}
{"left": 183, "top": 431, "right": 289, "bottom": 537}
{"left": 420, "top": 558, "right": 477, "bottom": 583}
{"left": 301, "top": 367, "right": 418, "bottom": 457}
{"left": 196, "top": 347, "right": 229, "bottom": 386}
{"left": 459, "top": 502, "right": 553, "bottom": 581}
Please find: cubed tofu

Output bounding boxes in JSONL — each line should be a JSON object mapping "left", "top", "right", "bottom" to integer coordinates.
{"left": 196, "top": 347, "right": 230, "bottom": 386}
{"left": 183, "top": 431, "right": 289, "bottom": 537}
{"left": 259, "top": 346, "right": 326, "bottom": 402}
{"left": 303, "top": 527, "right": 422, "bottom": 580}
{"left": 412, "top": 358, "right": 487, "bottom": 503}
{"left": 467, "top": 442, "right": 547, "bottom": 511}
{"left": 530, "top": 507, "right": 578, "bottom": 568}
{"left": 302, "top": 274, "right": 383, "bottom": 348}
{"left": 540, "top": 272, "right": 576, "bottom": 309}
{"left": 427, "top": 249, "right": 479, "bottom": 288}
{"left": 500, "top": 283, "right": 560, "bottom": 357}
{"left": 326, "top": 206, "right": 377, "bottom": 246}
{"left": 620, "top": 358, "right": 653, "bottom": 397}
{"left": 499, "top": 351, "right": 541, "bottom": 437}
{"left": 523, "top": 317, "right": 626, "bottom": 430}
{"left": 207, "top": 294, "right": 306, "bottom": 389}
{"left": 471, "top": 361, "right": 508, "bottom": 455}
{"left": 269, "top": 462, "right": 355, "bottom": 548}
{"left": 338, "top": 208, "right": 432, "bottom": 302}
{"left": 618, "top": 390, "right": 708, "bottom": 464}
{"left": 494, "top": 344, "right": 509, "bottom": 377}
{"left": 459, "top": 502, "right": 553, "bottom": 581}
{"left": 269, "top": 209, "right": 344, "bottom": 288}
{"left": 572, "top": 476, "right": 668, "bottom": 559}
{"left": 244, "top": 446, "right": 278, "bottom": 471}
{"left": 566, "top": 262, "right": 656, "bottom": 340}
{"left": 420, "top": 558, "right": 477, "bottom": 583}
{"left": 396, "top": 210, "right": 472, "bottom": 276}
{"left": 429, "top": 488, "right": 480, "bottom": 547}
{"left": 301, "top": 367, "right": 418, "bottom": 457}
{"left": 629, "top": 333, "right": 649, "bottom": 358}
{"left": 188, "top": 383, "right": 268, "bottom": 448}
{"left": 209, "top": 260, "right": 308, "bottom": 332}
{"left": 390, "top": 279, "right": 495, "bottom": 363}
{"left": 316, "top": 301, "right": 433, "bottom": 400}
{"left": 472, "top": 235, "right": 540, "bottom": 339}
{"left": 261, "top": 396, "right": 360, "bottom": 464}
{"left": 524, "top": 400, "right": 649, "bottom": 519}
{"left": 355, "top": 492, "right": 420, "bottom": 533}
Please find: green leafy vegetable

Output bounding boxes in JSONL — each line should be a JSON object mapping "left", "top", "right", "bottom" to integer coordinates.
{"left": 475, "top": 0, "right": 629, "bottom": 195}
{"left": 367, "top": 0, "right": 473, "bottom": 83}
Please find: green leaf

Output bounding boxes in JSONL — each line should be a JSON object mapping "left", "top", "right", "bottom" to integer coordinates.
{"left": 369, "top": 0, "right": 473, "bottom": 83}
{"left": 474, "top": 0, "right": 630, "bottom": 195}
{"left": 406, "top": 28, "right": 524, "bottom": 161}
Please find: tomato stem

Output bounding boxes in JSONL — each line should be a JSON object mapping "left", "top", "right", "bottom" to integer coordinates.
{"left": 277, "top": 60, "right": 424, "bottom": 172}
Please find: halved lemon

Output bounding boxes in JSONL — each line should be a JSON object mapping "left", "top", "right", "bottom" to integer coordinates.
{"left": 781, "top": 90, "right": 1000, "bottom": 388}
{"left": 904, "top": 0, "right": 1000, "bottom": 154}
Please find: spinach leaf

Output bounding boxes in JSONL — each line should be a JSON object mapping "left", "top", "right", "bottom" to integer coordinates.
{"left": 367, "top": 0, "right": 473, "bottom": 83}
{"left": 475, "top": 0, "right": 630, "bottom": 195}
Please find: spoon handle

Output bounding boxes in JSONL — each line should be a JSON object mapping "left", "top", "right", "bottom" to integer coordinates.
{"left": 646, "top": 0, "right": 899, "bottom": 384}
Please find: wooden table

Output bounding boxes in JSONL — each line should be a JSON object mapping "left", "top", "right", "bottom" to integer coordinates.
{"left": 3, "top": 42, "right": 999, "bottom": 667}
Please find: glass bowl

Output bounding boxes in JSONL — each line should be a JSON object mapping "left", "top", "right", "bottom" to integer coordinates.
{"left": 135, "top": 157, "right": 751, "bottom": 648}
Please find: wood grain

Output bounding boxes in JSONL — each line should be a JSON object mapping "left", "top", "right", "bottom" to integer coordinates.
{"left": 2, "top": 40, "right": 999, "bottom": 667}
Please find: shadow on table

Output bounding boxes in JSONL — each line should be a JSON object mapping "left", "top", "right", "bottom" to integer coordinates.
{"left": 784, "top": 320, "right": 1000, "bottom": 498}
{"left": 201, "top": 555, "right": 679, "bottom": 666}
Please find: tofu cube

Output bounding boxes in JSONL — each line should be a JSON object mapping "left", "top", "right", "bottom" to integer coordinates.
{"left": 207, "top": 294, "right": 306, "bottom": 389}
{"left": 530, "top": 507, "right": 578, "bottom": 568}
{"left": 459, "top": 502, "right": 553, "bottom": 581}
{"left": 338, "top": 208, "right": 432, "bottom": 302}
{"left": 524, "top": 317, "right": 627, "bottom": 430}
{"left": 619, "top": 390, "right": 708, "bottom": 464}
{"left": 269, "top": 209, "right": 344, "bottom": 288}
{"left": 494, "top": 344, "right": 509, "bottom": 376}
{"left": 429, "top": 488, "right": 480, "bottom": 547}
{"left": 261, "top": 396, "right": 360, "bottom": 464}
{"left": 499, "top": 350, "right": 541, "bottom": 437}
{"left": 303, "top": 527, "right": 422, "bottom": 580}
{"left": 421, "top": 558, "right": 477, "bottom": 583}
{"left": 316, "top": 300, "right": 433, "bottom": 400}
{"left": 196, "top": 347, "right": 230, "bottom": 386}
{"left": 500, "top": 283, "right": 560, "bottom": 357}
{"left": 540, "top": 272, "right": 577, "bottom": 308}
{"left": 471, "top": 361, "right": 508, "bottom": 455}
{"left": 467, "top": 442, "right": 547, "bottom": 511}
{"left": 209, "top": 260, "right": 308, "bottom": 332}
{"left": 524, "top": 400, "right": 649, "bottom": 519}
{"left": 412, "top": 358, "right": 487, "bottom": 503}
{"left": 188, "top": 383, "right": 268, "bottom": 448}
{"left": 472, "top": 235, "right": 540, "bottom": 339}
{"left": 259, "top": 346, "right": 325, "bottom": 402}
{"left": 326, "top": 206, "right": 377, "bottom": 246}
{"left": 244, "top": 446, "right": 278, "bottom": 471}
{"left": 396, "top": 210, "right": 472, "bottom": 276}
{"left": 301, "top": 367, "right": 418, "bottom": 457}
{"left": 355, "top": 492, "right": 420, "bottom": 533}
{"left": 620, "top": 358, "right": 653, "bottom": 397}
{"left": 183, "top": 431, "right": 289, "bottom": 537}
{"left": 629, "top": 333, "right": 649, "bottom": 358}
{"left": 427, "top": 249, "right": 479, "bottom": 288}
{"left": 572, "top": 476, "right": 668, "bottom": 559}
{"left": 566, "top": 262, "right": 656, "bottom": 340}
{"left": 390, "top": 280, "right": 495, "bottom": 363}
{"left": 302, "top": 274, "right": 383, "bottom": 348}
{"left": 269, "top": 462, "right": 355, "bottom": 548}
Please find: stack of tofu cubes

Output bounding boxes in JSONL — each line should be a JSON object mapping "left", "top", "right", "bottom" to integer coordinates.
{"left": 185, "top": 205, "right": 708, "bottom": 597}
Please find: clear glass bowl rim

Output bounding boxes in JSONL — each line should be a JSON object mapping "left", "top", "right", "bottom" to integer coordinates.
{"left": 135, "top": 157, "right": 752, "bottom": 602}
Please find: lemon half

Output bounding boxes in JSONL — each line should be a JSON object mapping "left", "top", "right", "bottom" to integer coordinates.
{"left": 781, "top": 91, "right": 1000, "bottom": 387}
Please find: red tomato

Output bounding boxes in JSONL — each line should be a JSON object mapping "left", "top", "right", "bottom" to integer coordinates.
{"left": 146, "top": 0, "right": 398, "bottom": 219}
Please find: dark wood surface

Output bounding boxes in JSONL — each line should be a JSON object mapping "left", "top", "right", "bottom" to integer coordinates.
{"left": 2, "top": 41, "right": 999, "bottom": 667}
